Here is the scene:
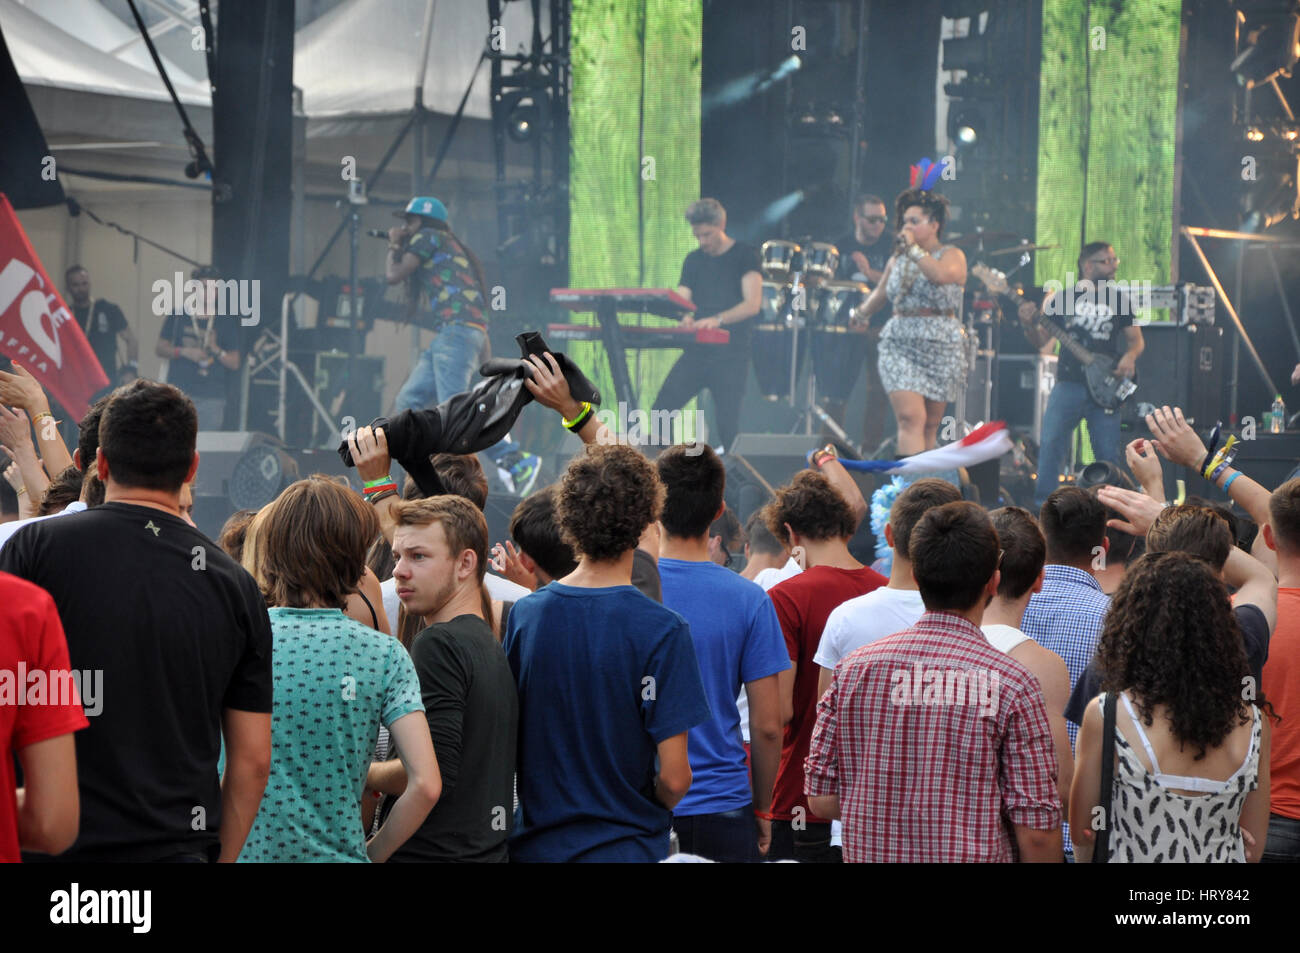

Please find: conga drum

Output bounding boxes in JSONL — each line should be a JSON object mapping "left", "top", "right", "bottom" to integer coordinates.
{"left": 811, "top": 280, "right": 871, "bottom": 401}
{"left": 751, "top": 281, "right": 803, "bottom": 400}
{"left": 760, "top": 240, "right": 801, "bottom": 281}
{"left": 802, "top": 242, "right": 840, "bottom": 284}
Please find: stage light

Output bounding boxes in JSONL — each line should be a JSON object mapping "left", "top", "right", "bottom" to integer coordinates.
{"left": 948, "top": 106, "right": 985, "bottom": 150}
{"left": 507, "top": 96, "right": 540, "bottom": 142}
{"left": 1241, "top": 151, "right": 1300, "bottom": 232}
{"left": 704, "top": 55, "right": 803, "bottom": 112}
{"left": 1230, "top": 4, "right": 1300, "bottom": 89}
{"left": 1247, "top": 126, "right": 1266, "bottom": 142}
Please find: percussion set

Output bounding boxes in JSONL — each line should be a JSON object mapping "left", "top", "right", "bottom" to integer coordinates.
{"left": 753, "top": 239, "right": 872, "bottom": 413}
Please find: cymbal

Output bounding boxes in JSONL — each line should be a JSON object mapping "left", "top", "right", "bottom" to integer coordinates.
{"left": 949, "top": 231, "right": 1021, "bottom": 249}
{"left": 988, "top": 242, "right": 1060, "bottom": 256}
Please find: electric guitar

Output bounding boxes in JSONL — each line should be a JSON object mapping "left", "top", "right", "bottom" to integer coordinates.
{"left": 971, "top": 263, "right": 1137, "bottom": 413}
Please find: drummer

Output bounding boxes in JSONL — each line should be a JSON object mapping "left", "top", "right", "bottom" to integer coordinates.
{"left": 833, "top": 193, "right": 893, "bottom": 452}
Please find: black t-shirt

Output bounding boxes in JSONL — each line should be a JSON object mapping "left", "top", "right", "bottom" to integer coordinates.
{"left": 73, "top": 299, "right": 127, "bottom": 378}
{"left": 679, "top": 241, "right": 762, "bottom": 347}
{"left": 1043, "top": 282, "right": 1135, "bottom": 385}
{"left": 833, "top": 232, "right": 892, "bottom": 282}
{"left": 160, "top": 311, "right": 241, "bottom": 399}
{"left": 1064, "top": 603, "right": 1270, "bottom": 726}
{"left": 632, "top": 547, "right": 662, "bottom": 603}
{"left": 389, "top": 613, "right": 518, "bottom": 863}
{"left": 0, "top": 502, "right": 272, "bottom": 862}
{"left": 834, "top": 232, "right": 892, "bottom": 327}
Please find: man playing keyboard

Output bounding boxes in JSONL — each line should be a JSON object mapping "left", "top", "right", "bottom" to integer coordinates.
{"left": 652, "top": 198, "right": 762, "bottom": 453}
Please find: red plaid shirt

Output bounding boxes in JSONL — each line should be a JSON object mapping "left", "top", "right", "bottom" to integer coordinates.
{"left": 805, "top": 611, "right": 1061, "bottom": 862}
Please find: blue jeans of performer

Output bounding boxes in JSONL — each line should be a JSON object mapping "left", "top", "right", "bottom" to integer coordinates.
{"left": 673, "top": 805, "right": 761, "bottom": 863}
{"left": 1262, "top": 813, "right": 1300, "bottom": 862}
{"left": 394, "top": 322, "right": 512, "bottom": 464}
{"left": 1034, "top": 380, "right": 1122, "bottom": 507}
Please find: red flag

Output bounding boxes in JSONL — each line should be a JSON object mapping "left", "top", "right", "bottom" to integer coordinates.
{"left": 0, "top": 193, "right": 108, "bottom": 420}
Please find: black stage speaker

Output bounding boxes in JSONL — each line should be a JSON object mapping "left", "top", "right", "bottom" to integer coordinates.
{"left": 1125, "top": 323, "right": 1224, "bottom": 431}
{"left": 192, "top": 432, "right": 299, "bottom": 539}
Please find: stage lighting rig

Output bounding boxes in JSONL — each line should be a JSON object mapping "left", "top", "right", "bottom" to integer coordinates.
{"left": 1230, "top": 0, "right": 1300, "bottom": 89}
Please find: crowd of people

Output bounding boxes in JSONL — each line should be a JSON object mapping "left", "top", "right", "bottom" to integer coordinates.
{"left": 1, "top": 352, "right": 1297, "bottom": 864}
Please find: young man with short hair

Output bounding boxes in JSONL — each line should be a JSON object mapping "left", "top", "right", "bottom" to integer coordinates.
{"left": 504, "top": 444, "right": 710, "bottom": 862}
{"left": 764, "top": 469, "right": 886, "bottom": 862}
{"left": 740, "top": 507, "right": 790, "bottom": 585}
{"left": 806, "top": 502, "right": 1063, "bottom": 862}
{"left": 983, "top": 506, "right": 1073, "bottom": 807}
{"left": 507, "top": 486, "right": 578, "bottom": 588}
{"left": 376, "top": 495, "right": 518, "bottom": 863}
{"left": 0, "top": 380, "right": 272, "bottom": 862}
{"left": 816, "top": 478, "right": 961, "bottom": 696}
{"left": 656, "top": 445, "right": 788, "bottom": 861}
{"left": 1019, "top": 487, "right": 1111, "bottom": 739}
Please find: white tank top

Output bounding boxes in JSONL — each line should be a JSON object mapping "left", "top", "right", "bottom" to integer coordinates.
{"left": 982, "top": 623, "right": 1032, "bottom": 655}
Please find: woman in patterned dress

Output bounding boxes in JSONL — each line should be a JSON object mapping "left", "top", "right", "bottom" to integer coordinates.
{"left": 1069, "top": 552, "right": 1272, "bottom": 862}
{"left": 851, "top": 189, "right": 967, "bottom": 455}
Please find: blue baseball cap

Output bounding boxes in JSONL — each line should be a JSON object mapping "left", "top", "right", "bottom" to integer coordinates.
{"left": 395, "top": 196, "right": 448, "bottom": 222}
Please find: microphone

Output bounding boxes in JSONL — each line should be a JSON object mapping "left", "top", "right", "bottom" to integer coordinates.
{"left": 893, "top": 232, "right": 909, "bottom": 254}
{"left": 365, "top": 228, "right": 393, "bottom": 240}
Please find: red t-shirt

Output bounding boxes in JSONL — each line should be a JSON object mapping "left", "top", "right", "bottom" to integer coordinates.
{"left": 768, "top": 564, "right": 887, "bottom": 821}
{"left": 1264, "top": 588, "right": 1300, "bottom": 820}
{"left": 1, "top": 572, "right": 89, "bottom": 862}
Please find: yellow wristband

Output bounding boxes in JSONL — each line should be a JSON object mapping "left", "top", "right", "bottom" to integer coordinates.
{"left": 562, "top": 401, "right": 593, "bottom": 429}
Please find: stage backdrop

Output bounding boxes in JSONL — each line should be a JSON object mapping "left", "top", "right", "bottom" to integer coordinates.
{"left": 1035, "top": 0, "right": 1183, "bottom": 462}
{"left": 568, "top": 0, "right": 703, "bottom": 440}
{"left": 1037, "top": 0, "right": 1181, "bottom": 294}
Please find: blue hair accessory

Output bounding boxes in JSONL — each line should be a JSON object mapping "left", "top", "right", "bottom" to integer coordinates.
{"left": 869, "top": 476, "right": 907, "bottom": 576}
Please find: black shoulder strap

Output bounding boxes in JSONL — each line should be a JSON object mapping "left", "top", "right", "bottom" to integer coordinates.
{"left": 1092, "top": 691, "right": 1118, "bottom": 864}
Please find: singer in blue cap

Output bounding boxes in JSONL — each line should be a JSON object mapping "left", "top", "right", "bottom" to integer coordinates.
{"left": 385, "top": 196, "right": 540, "bottom": 493}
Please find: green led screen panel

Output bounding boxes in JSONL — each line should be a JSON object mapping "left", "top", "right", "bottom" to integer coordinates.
{"left": 1036, "top": 0, "right": 1182, "bottom": 462}
{"left": 569, "top": 0, "right": 703, "bottom": 439}
{"left": 1036, "top": 0, "right": 1181, "bottom": 296}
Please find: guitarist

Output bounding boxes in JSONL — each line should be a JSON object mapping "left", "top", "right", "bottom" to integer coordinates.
{"left": 1017, "top": 242, "right": 1145, "bottom": 508}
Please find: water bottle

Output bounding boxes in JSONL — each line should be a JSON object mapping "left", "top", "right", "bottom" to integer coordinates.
{"left": 1271, "top": 394, "right": 1287, "bottom": 434}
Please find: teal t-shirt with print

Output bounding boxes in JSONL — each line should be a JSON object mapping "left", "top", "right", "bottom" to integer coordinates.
{"left": 238, "top": 608, "right": 423, "bottom": 863}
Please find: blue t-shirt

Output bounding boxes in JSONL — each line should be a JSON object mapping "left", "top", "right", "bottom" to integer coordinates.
{"left": 657, "top": 558, "right": 790, "bottom": 815}
{"left": 503, "top": 583, "right": 711, "bottom": 862}
{"left": 238, "top": 608, "right": 423, "bottom": 863}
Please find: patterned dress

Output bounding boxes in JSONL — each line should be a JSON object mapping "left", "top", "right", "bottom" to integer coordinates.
{"left": 1103, "top": 692, "right": 1261, "bottom": 863}
{"left": 878, "top": 247, "right": 968, "bottom": 401}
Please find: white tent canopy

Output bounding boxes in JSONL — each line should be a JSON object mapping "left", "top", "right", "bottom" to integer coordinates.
{"left": 2, "top": 0, "right": 209, "bottom": 103}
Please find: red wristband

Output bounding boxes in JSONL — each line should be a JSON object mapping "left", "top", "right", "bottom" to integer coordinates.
{"left": 173, "top": 345, "right": 181, "bottom": 359}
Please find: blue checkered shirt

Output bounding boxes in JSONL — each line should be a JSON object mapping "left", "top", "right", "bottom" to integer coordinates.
{"left": 1021, "top": 564, "right": 1111, "bottom": 750}
{"left": 1021, "top": 564, "right": 1110, "bottom": 858}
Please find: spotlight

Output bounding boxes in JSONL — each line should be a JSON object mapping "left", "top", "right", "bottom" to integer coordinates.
{"left": 1247, "top": 126, "right": 1266, "bottom": 142}
{"left": 506, "top": 96, "right": 540, "bottom": 142}
{"left": 704, "top": 55, "right": 803, "bottom": 112}
{"left": 754, "top": 190, "right": 806, "bottom": 229}
{"left": 1241, "top": 151, "right": 1300, "bottom": 232}
{"left": 948, "top": 106, "right": 985, "bottom": 151}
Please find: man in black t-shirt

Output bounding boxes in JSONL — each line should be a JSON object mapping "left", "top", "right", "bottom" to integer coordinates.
{"left": 832, "top": 194, "right": 892, "bottom": 452}
{"left": 652, "top": 198, "right": 762, "bottom": 453}
{"left": 1019, "top": 242, "right": 1146, "bottom": 507}
{"left": 0, "top": 380, "right": 272, "bottom": 862}
{"left": 154, "top": 267, "right": 243, "bottom": 430}
{"left": 375, "top": 495, "right": 518, "bottom": 862}
{"left": 66, "top": 265, "right": 138, "bottom": 386}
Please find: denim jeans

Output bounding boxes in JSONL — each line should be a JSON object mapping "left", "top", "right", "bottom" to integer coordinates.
{"left": 673, "top": 805, "right": 761, "bottom": 863}
{"left": 1034, "top": 379, "right": 1122, "bottom": 507}
{"left": 394, "top": 322, "right": 512, "bottom": 464}
{"left": 1262, "top": 813, "right": 1300, "bottom": 862}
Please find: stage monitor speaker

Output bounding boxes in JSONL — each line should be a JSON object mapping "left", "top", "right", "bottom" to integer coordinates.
{"left": 1125, "top": 323, "right": 1223, "bottom": 431}
{"left": 193, "top": 431, "right": 299, "bottom": 539}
